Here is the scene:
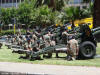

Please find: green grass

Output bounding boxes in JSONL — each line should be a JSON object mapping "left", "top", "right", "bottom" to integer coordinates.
{"left": 0, "top": 29, "right": 26, "bottom": 36}
{"left": 0, "top": 43, "right": 100, "bottom": 67}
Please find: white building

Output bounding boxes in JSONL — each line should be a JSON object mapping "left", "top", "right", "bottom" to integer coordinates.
{"left": 67, "top": 0, "right": 90, "bottom": 9}
{"left": 68, "top": 0, "right": 83, "bottom": 4}
{"left": 0, "top": 0, "right": 24, "bottom": 8}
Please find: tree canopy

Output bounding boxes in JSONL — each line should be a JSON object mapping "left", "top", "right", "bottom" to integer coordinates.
{"left": 0, "top": 0, "right": 93, "bottom": 29}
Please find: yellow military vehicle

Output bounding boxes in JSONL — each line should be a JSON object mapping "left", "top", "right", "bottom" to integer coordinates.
{"left": 56, "top": 18, "right": 93, "bottom": 30}
{"left": 74, "top": 18, "right": 93, "bottom": 29}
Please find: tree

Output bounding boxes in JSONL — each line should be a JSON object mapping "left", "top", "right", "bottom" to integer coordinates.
{"left": 93, "top": 0, "right": 100, "bottom": 28}
{"left": 35, "top": 0, "right": 65, "bottom": 11}
{"left": 32, "top": 5, "right": 55, "bottom": 27}
{"left": 17, "top": 0, "right": 33, "bottom": 28}
{"left": 93, "top": 0, "right": 100, "bottom": 42}
{"left": 55, "top": 0, "right": 65, "bottom": 11}
{"left": 1, "top": 8, "right": 10, "bottom": 25}
{"left": 80, "top": 8, "right": 92, "bottom": 19}
{"left": 0, "top": 7, "right": 18, "bottom": 30}
{"left": 64, "top": 6, "right": 81, "bottom": 28}
{"left": 1, "top": 8, "right": 13, "bottom": 25}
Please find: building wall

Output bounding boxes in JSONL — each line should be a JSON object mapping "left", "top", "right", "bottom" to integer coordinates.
{"left": 0, "top": 0, "right": 24, "bottom": 8}
{"left": 68, "top": 0, "right": 83, "bottom": 4}
{"left": 67, "top": 0, "right": 89, "bottom": 9}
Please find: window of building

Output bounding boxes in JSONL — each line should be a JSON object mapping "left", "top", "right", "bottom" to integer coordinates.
{"left": 0, "top": 0, "right": 24, "bottom": 7}
{"left": 9, "top": 0, "right": 13, "bottom": 3}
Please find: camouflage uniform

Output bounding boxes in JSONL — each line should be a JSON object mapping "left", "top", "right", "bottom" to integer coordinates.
{"left": 32, "top": 34, "right": 37, "bottom": 41}
{"left": 62, "top": 31, "right": 68, "bottom": 44}
{"left": 67, "top": 39, "right": 79, "bottom": 60}
{"left": 43, "top": 34, "right": 52, "bottom": 58}
{"left": 43, "top": 34, "right": 51, "bottom": 47}
{"left": 50, "top": 40, "right": 56, "bottom": 46}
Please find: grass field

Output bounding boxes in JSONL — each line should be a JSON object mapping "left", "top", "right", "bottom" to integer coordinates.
{"left": 0, "top": 43, "right": 100, "bottom": 67}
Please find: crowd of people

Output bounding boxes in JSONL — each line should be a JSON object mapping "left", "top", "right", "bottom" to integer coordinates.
{"left": 5, "top": 26, "right": 79, "bottom": 61}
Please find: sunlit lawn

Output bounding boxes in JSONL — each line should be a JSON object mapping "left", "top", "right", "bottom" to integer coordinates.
{"left": 0, "top": 43, "right": 100, "bottom": 67}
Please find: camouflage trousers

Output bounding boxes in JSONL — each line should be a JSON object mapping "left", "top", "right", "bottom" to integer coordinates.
{"left": 67, "top": 49, "right": 77, "bottom": 60}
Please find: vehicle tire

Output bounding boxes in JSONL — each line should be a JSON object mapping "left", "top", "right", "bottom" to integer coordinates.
{"left": 78, "top": 41, "right": 96, "bottom": 59}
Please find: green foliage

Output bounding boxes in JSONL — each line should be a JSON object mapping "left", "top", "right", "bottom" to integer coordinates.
{"left": 0, "top": 29, "right": 26, "bottom": 36}
{"left": 0, "top": 0, "right": 93, "bottom": 30}
{"left": 55, "top": 0, "right": 65, "bottom": 11}
{"left": 89, "top": 2, "right": 94, "bottom": 16}
{"left": 32, "top": 5, "right": 56, "bottom": 27}
{"left": 0, "top": 30, "right": 14, "bottom": 36}
{"left": 17, "top": 1, "right": 33, "bottom": 27}
{"left": 63, "top": 6, "right": 81, "bottom": 27}
{"left": 80, "top": 3, "right": 93, "bottom": 19}
{"left": 64, "top": 6, "right": 81, "bottom": 21}
{"left": 1, "top": 8, "right": 11, "bottom": 25}
{"left": 35, "top": 0, "right": 65, "bottom": 11}
{"left": 54, "top": 11, "right": 65, "bottom": 25}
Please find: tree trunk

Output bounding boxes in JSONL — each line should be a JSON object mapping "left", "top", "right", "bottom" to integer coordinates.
{"left": 93, "top": 0, "right": 100, "bottom": 28}
{"left": 49, "top": 0, "right": 56, "bottom": 10}
{"left": 93, "top": 0, "right": 100, "bottom": 42}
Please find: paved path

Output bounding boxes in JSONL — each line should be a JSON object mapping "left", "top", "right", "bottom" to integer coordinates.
{"left": 0, "top": 62, "right": 100, "bottom": 75}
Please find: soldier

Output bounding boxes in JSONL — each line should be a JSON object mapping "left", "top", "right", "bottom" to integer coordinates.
{"left": 20, "top": 35, "right": 33, "bottom": 59}
{"left": 26, "top": 29, "right": 31, "bottom": 35}
{"left": 62, "top": 29, "right": 68, "bottom": 44}
{"left": 62, "top": 29, "right": 74, "bottom": 44}
{"left": 43, "top": 31, "right": 53, "bottom": 58}
{"left": 43, "top": 31, "right": 51, "bottom": 47}
{"left": 18, "top": 35, "right": 23, "bottom": 46}
{"left": 67, "top": 35, "right": 79, "bottom": 61}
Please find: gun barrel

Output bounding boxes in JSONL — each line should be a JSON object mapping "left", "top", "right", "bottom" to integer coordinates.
{"left": 92, "top": 27, "right": 100, "bottom": 32}
{"left": 93, "top": 30, "right": 100, "bottom": 36}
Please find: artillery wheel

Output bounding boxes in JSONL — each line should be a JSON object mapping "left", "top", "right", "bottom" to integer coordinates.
{"left": 79, "top": 41, "right": 96, "bottom": 59}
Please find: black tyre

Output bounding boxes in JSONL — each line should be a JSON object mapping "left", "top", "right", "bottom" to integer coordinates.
{"left": 79, "top": 41, "right": 96, "bottom": 59}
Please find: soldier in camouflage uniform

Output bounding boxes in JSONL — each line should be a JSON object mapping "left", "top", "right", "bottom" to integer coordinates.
{"left": 21, "top": 35, "right": 32, "bottom": 59}
{"left": 67, "top": 35, "right": 79, "bottom": 61}
{"left": 43, "top": 31, "right": 51, "bottom": 47}
{"left": 43, "top": 31, "right": 53, "bottom": 58}
{"left": 62, "top": 29, "right": 74, "bottom": 44}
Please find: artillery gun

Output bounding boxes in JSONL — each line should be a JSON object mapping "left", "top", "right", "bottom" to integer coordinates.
{"left": 30, "top": 24, "right": 100, "bottom": 60}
